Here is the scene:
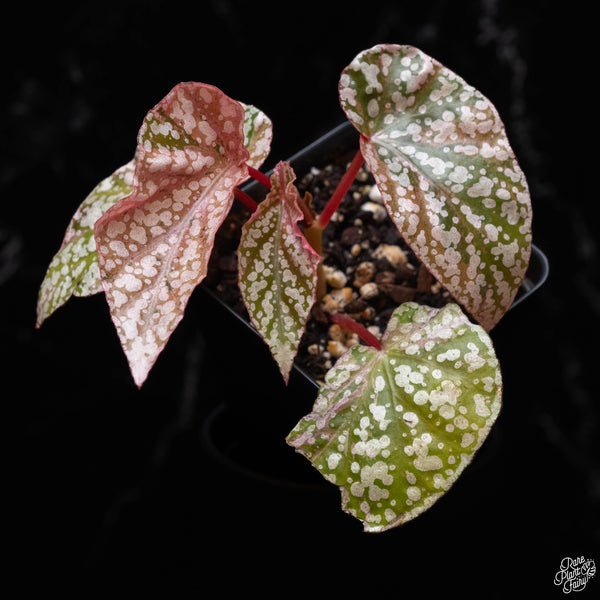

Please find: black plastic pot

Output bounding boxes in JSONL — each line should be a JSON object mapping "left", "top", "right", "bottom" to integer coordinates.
{"left": 204, "top": 121, "right": 549, "bottom": 386}
{"left": 197, "top": 121, "right": 550, "bottom": 492}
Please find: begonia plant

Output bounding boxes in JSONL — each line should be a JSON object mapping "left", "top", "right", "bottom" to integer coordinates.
{"left": 37, "top": 44, "right": 532, "bottom": 532}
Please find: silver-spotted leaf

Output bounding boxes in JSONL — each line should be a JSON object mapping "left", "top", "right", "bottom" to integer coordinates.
{"left": 36, "top": 159, "right": 135, "bottom": 327}
{"left": 287, "top": 302, "right": 502, "bottom": 532}
{"left": 241, "top": 102, "right": 273, "bottom": 169}
{"left": 238, "top": 161, "right": 321, "bottom": 382}
{"left": 95, "top": 82, "right": 250, "bottom": 387}
{"left": 339, "top": 44, "right": 532, "bottom": 330}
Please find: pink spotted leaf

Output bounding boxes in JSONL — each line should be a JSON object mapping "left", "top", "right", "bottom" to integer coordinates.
{"left": 339, "top": 44, "right": 533, "bottom": 330}
{"left": 238, "top": 161, "right": 321, "bottom": 383}
{"left": 94, "top": 82, "right": 253, "bottom": 387}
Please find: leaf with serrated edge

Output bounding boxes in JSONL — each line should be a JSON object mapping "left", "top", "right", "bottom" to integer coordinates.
{"left": 287, "top": 302, "right": 502, "bottom": 532}
{"left": 241, "top": 102, "right": 273, "bottom": 168}
{"left": 339, "top": 44, "right": 532, "bottom": 330}
{"left": 94, "top": 83, "right": 250, "bottom": 387}
{"left": 36, "top": 159, "right": 135, "bottom": 327}
{"left": 238, "top": 161, "right": 321, "bottom": 383}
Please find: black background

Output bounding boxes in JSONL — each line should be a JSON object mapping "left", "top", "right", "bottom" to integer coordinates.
{"left": 4, "top": 0, "right": 598, "bottom": 595}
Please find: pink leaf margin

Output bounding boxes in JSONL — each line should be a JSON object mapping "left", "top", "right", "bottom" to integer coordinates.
{"left": 238, "top": 161, "right": 322, "bottom": 383}
{"left": 94, "top": 82, "right": 252, "bottom": 387}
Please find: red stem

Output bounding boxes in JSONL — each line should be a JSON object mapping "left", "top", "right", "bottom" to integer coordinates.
{"left": 317, "top": 149, "right": 364, "bottom": 229}
{"left": 233, "top": 187, "right": 258, "bottom": 212}
{"left": 247, "top": 165, "right": 271, "bottom": 189}
{"left": 330, "top": 312, "right": 382, "bottom": 351}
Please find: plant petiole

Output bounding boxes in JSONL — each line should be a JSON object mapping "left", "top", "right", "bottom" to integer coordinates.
{"left": 329, "top": 312, "right": 382, "bottom": 351}
{"left": 233, "top": 187, "right": 258, "bottom": 212}
{"left": 316, "top": 148, "right": 364, "bottom": 230}
{"left": 247, "top": 165, "right": 271, "bottom": 189}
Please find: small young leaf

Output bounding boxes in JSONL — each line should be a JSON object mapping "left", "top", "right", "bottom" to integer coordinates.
{"left": 339, "top": 44, "right": 532, "bottom": 330}
{"left": 94, "top": 83, "right": 251, "bottom": 387}
{"left": 287, "top": 302, "right": 502, "bottom": 532}
{"left": 36, "top": 159, "right": 135, "bottom": 327}
{"left": 238, "top": 161, "right": 321, "bottom": 382}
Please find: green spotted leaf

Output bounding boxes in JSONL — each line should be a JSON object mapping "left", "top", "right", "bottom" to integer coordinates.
{"left": 238, "top": 161, "right": 321, "bottom": 383}
{"left": 95, "top": 82, "right": 252, "bottom": 387}
{"left": 287, "top": 302, "right": 502, "bottom": 532}
{"left": 339, "top": 44, "right": 532, "bottom": 330}
{"left": 241, "top": 102, "right": 273, "bottom": 168}
{"left": 36, "top": 159, "right": 135, "bottom": 327}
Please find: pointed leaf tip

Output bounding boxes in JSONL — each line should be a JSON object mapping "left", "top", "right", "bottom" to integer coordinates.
{"left": 36, "top": 159, "right": 135, "bottom": 327}
{"left": 95, "top": 82, "right": 250, "bottom": 386}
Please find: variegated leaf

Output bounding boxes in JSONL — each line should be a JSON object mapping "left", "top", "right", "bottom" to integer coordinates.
{"left": 238, "top": 161, "right": 321, "bottom": 383}
{"left": 94, "top": 82, "right": 250, "bottom": 387}
{"left": 287, "top": 302, "right": 502, "bottom": 532}
{"left": 241, "top": 102, "right": 273, "bottom": 168}
{"left": 339, "top": 44, "right": 532, "bottom": 330}
{"left": 36, "top": 159, "right": 135, "bottom": 327}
